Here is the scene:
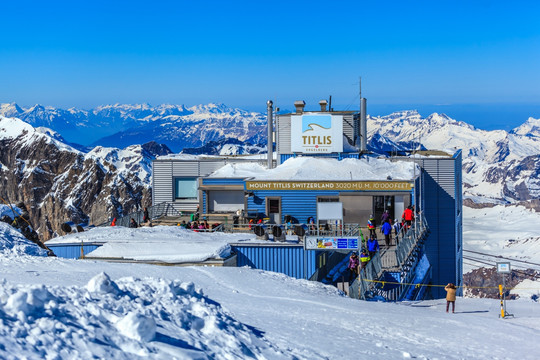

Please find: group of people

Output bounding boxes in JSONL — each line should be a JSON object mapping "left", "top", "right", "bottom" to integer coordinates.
{"left": 366, "top": 206, "right": 416, "bottom": 247}
{"left": 347, "top": 248, "right": 373, "bottom": 281}
{"left": 348, "top": 206, "right": 418, "bottom": 281}
{"left": 177, "top": 219, "right": 212, "bottom": 231}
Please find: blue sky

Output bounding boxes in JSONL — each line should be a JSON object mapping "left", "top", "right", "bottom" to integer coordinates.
{"left": 1, "top": 0, "right": 539, "bottom": 129}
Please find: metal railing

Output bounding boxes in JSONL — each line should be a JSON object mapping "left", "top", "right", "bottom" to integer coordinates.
{"left": 351, "top": 213, "right": 429, "bottom": 301}
{"left": 351, "top": 251, "right": 383, "bottom": 299}
{"left": 221, "top": 222, "right": 362, "bottom": 236}
{"left": 108, "top": 202, "right": 184, "bottom": 227}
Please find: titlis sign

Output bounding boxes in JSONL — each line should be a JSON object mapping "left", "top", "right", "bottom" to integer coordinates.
{"left": 291, "top": 114, "right": 343, "bottom": 153}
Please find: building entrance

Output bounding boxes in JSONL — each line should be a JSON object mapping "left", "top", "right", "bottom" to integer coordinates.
{"left": 373, "top": 195, "right": 394, "bottom": 225}
{"left": 267, "top": 198, "right": 281, "bottom": 224}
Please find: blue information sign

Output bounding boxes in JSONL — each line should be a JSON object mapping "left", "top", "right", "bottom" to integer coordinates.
{"left": 305, "top": 237, "right": 360, "bottom": 250}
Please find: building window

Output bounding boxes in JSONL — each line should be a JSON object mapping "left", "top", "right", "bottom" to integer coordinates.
{"left": 175, "top": 178, "right": 198, "bottom": 199}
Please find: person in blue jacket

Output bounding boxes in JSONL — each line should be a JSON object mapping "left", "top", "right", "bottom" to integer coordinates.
{"left": 381, "top": 219, "right": 393, "bottom": 247}
{"left": 367, "top": 236, "right": 380, "bottom": 259}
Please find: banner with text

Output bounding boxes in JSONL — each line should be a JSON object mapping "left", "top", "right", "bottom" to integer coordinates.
{"left": 305, "top": 237, "right": 359, "bottom": 250}
{"left": 291, "top": 114, "right": 343, "bottom": 153}
{"left": 246, "top": 181, "right": 413, "bottom": 191}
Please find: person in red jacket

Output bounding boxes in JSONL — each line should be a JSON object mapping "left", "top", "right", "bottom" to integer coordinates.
{"left": 402, "top": 206, "right": 414, "bottom": 228}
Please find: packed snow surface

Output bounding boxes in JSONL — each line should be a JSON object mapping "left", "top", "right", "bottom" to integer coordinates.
{"left": 1, "top": 223, "right": 540, "bottom": 359}
{"left": 46, "top": 226, "right": 256, "bottom": 263}
{"left": 463, "top": 205, "right": 540, "bottom": 273}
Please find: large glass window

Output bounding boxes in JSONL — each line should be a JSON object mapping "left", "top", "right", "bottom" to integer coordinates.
{"left": 175, "top": 178, "right": 198, "bottom": 199}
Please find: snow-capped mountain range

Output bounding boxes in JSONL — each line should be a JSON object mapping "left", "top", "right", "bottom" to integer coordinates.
{"left": 1, "top": 102, "right": 540, "bottom": 241}
{"left": 0, "top": 115, "right": 171, "bottom": 239}
{"left": 0, "top": 103, "right": 267, "bottom": 152}
{"left": 367, "top": 111, "right": 540, "bottom": 208}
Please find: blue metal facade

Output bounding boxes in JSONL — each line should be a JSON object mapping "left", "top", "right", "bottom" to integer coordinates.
{"left": 232, "top": 244, "right": 317, "bottom": 279}
{"left": 419, "top": 151, "right": 463, "bottom": 298}
{"left": 247, "top": 190, "right": 341, "bottom": 223}
{"left": 48, "top": 243, "right": 102, "bottom": 259}
{"left": 202, "top": 178, "right": 246, "bottom": 185}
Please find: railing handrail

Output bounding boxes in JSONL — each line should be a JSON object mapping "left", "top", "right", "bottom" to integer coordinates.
{"left": 107, "top": 202, "right": 185, "bottom": 228}
{"left": 352, "top": 212, "right": 429, "bottom": 300}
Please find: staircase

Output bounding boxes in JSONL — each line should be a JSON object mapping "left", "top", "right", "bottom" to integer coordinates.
{"left": 349, "top": 213, "right": 430, "bottom": 301}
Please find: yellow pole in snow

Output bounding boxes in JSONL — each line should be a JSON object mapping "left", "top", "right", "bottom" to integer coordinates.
{"left": 499, "top": 284, "right": 505, "bottom": 318}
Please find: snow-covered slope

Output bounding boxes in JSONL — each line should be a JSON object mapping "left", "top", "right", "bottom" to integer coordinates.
{"left": 1, "top": 226, "right": 539, "bottom": 359}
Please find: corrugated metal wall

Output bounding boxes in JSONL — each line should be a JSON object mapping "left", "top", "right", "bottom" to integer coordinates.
{"left": 200, "top": 161, "right": 227, "bottom": 175}
{"left": 232, "top": 244, "right": 317, "bottom": 279}
{"left": 48, "top": 244, "right": 101, "bottom": 259}
{"left": 343, "top": 114, "right": 355, "bottom": 145}
{"left": 277, "top": 115, "right": 292, "bottom": 155}
{"left": 173, "top": 161, "right": 199, "bottom": 176}
{"left": 152, "top": 161, "right": 173, "bottom": 205}
{"left": 420, "top": 154, "right": 462, "bottom": 298}
{"left": 454, "top": 151, "right": 463, "bottom": 294}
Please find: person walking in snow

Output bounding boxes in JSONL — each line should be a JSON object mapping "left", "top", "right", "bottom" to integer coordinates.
{"left": 367, "top": 236, "right": 380, "bottom": 259}
{"left": 445, "top": 283, "right": 457, "bottom": 313}
{"left": 381, "top": 219, "right": 393, "bottom": 246}
{"left": 367, "top": 215, "right": 376, "bottom": 238}
{"left": 347, "top": 252, "right": 360, "bottom": 281}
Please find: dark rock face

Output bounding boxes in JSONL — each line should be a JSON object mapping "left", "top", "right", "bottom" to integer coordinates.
{"left": 464, "top": 267, "right": 538, "bottom": 299}
{"left": 141, "top": 141, "right": 173, "bottom": 157}
{"left": 0, "top": 128, "right": 163, "bottom": 240}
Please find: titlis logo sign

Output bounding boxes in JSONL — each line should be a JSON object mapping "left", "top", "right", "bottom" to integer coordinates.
{"left": 291, "top": 114, "right": 343, "bottom": 153}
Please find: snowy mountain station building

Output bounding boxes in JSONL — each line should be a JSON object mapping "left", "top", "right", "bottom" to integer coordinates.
{"left": 152, "top": 99, "right": 463, "bottom": 300}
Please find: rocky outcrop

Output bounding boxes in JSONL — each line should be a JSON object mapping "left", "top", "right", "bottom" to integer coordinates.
{"left": 0, "top": 117, "right": 170, "bottom": 240}
{"left": 464, "top": 267, "right": 538, "bottom": 299}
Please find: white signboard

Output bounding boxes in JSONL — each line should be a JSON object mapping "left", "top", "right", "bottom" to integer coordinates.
{"left": 291, "top": 114, "right": 343, "bottom": 153}
{"left": 496, "top": 262, "right": 511, "bottom": 274}
{"left": 317, "top": 202, "right": 343, "bottom": 221}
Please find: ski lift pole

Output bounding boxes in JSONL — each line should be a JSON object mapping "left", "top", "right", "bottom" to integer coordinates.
{"left": 499, "top": 284, "right": 505, "bottom": 318}
{"left": 496, "top": 262, "right": 513, "bottom": 319}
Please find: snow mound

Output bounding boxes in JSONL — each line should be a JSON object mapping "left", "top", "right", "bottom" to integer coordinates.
{"left": 0, "top": 222, "right": 48, "bottom": 257}
{"left": 0, "top": 273, "right": 281, "bottom": 359}
{"left": 86, "top": 272, "right": 119, "bottom": 294}
{"left": 116, "top": 312, "right": 156, "bottom": 342}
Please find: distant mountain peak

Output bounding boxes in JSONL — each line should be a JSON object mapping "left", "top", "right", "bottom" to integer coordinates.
{"left": 510, "top": 116, "right": 540, "bottom": 137}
